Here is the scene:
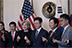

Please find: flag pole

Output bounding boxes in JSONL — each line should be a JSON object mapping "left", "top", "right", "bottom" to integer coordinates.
{"left": 68, "top": 0, "right": 70, "bottom": 15}
{"left": 31, "top": 0, "right": 37, "bottom": 17}
{"left": 31, "top": 0, "right": 33, "bottom": 8}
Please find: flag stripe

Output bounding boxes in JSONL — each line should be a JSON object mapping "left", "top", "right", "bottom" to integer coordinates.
{"left": 30, "top": 15, "right": 34, "bottom": 23}
{"left": 17, "top": 24, "right": 22, "bottom": 30}
{"left": 29, "top": 17, "right": 36, "bottom": 29}
{"left": 27, "top": 19, "right": 34, "bottom": 30}
{"left": 16, "top": 26, "right": 19, "bottom": 31}
{"left": 20, "top": 15, "right": 24, "bottom": 22}
{"left": 18, "top": 21, "right": 23, "bottom": 30}
{"left": 32, "top": 14, "right": 35, "bottom": 19}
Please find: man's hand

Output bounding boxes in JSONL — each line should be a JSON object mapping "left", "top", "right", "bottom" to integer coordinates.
{"left": 26, "top": 39, "right": 31, "bottom": 43}
{"left": 1, "top": 30, "right": 4, "bottom": 34}
{"left": 17, "top": 36, "right": 21, "bottom": 41}
{"left": 53, "top": 38, "right": 59, "bottom": 43}
{"left": 1, "top": 35, "right": 5, "bottom": 39}
{"left": 42, "top": 37, "right": 48, "bottom": 42}
{"left": 62, "top": 38, "right": 68, "bottom": 43}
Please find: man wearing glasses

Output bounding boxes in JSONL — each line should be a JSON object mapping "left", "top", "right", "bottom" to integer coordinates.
{"left": 53, "top": 14, "right": 72, "bottom": 48}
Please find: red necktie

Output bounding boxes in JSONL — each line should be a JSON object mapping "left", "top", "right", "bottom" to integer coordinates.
{"left": 50, "top": 31, "right": 53, "bottom": 38}
{"left": 12, "top": 32, "right": 14, "bottom": 41}
{"left": 12, "top": 32, "right": 14, "bottom": 48}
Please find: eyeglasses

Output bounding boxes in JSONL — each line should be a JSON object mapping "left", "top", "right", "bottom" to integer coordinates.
{"left": 34, "top": 23, "right": 39, "bottom": 24}
{"left": 0, "top": 25, "right": 3, "bottom": 27}
{"left": 59, "top": 20, "right": 63, "bottom": 22}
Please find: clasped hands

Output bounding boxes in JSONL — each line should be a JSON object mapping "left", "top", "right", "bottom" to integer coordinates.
{"left": 53, "top": 38, "right": 69, "bottom": 43}
{"left": 17, "top": 36, "right": 30, "bottom": 43}
{"left": 42, "top": 37, "right": 69, "bottom": 43}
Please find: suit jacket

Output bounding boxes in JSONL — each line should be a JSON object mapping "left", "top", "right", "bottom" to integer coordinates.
{"left": 47, "top": 28, "right": 62, "bottom": 48}
{"left": 31, "top": 28, "right": 49, "bottom": 48}
{"left": 0, "top": 30, "right": 8, "bottom": 48}
{"left": 5, "top": 31, "right": 19, "bottom": 48}
{"left": 58, "top": 25, "right": 72, "bottom": 48}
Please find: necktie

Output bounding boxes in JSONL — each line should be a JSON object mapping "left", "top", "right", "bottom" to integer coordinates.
{"left": 12, "top": 32, "right": 14, "bottom": 48}
{"left": 12, "top": 32, "right": 14, "bottom": 41}
{"left": 35, "top": 30, "right": 38, "bottom": 39}
{"left": 50, "top": 31, "right": 53, "bottom": 38}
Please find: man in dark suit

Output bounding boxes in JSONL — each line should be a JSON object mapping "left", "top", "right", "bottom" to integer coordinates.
{"left": 30, "top": 17, "right": 48, "bottom": 48}
{"left": 53, "top": 14, "right": 72, "bottom": 48}
{"left": 42, "top": 17, "right": 62, "bottom": 48}
{"left": 5, "top": 22, "right": 18, "bottom": 48}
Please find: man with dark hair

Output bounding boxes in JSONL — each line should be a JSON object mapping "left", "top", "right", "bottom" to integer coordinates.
{"left": 42, "top": 17, "right": 62, "bottom": 48}
{"left": 5, "top": 21, "right": 19, "bottom": 48}
{"left": 49, "top": 17, "right": 59, "bottom": 27}
{"left": 9, "top": 22, "right": 16, "bottom": 27}
{"left": 53, "top": 14, "right": 72, "bottom": 48}
{"left": 34, "top": 17, "right": 42, "bottom": 23}
{"left": 31, "top": 17, "right": 48, "bottom": 48}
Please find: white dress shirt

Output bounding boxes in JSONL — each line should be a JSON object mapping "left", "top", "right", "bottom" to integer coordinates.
{"left": 52, "top": 27, "right": 57, "bottom": 33}
{"left": 37, "top": 27, "right": 42, "bottom": 34}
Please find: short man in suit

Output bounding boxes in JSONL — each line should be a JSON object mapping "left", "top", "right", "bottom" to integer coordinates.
{"left": 42, "top": 17, "right": 62, "bottom": 48}
{"left": 5, "top": 22, "right": 19, "bottom": 48}
{"left": 30, "top": 17, "right": 48, "bottom": 48}
{"left": 53, "top": 14, "right": 72, "bottom": 48}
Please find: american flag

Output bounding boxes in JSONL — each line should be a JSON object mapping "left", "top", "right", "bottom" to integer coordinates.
{"left": 17, "top": 0, "right": 36, "bottom": 30}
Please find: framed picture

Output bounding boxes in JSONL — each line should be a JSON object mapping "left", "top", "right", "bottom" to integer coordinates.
{"left": 0, "top": 0, "right": 3, "bottom": 21}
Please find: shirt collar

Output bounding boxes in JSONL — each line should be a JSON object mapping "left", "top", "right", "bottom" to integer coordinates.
{"left": 11, "top": 31, "right": 16, "bottom": 34}
{"left": 11, "top": 31, "right": 16, "bottom": 37}
{"left": 14, "top": 31, "right": 16, "bottom": 33}
{"left": 64, "top": 24, "right": 70, "bottom": 31}
{"left": 52, "top": 27, "right": 57, "bottom": 32}
{"left": 37, "top": 27, "right": 42, "bottom": 33}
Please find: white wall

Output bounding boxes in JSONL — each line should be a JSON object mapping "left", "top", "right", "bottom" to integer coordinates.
{"left": 60, "top": 0, "right": 68, "bottom": 14}
{"left": 70, "top": 0, "right": 72, "bottom": 15}
{"left": 3, "top": 0, "right": 68, "bottom": 31}
{"left": 3, "top": 0, "right": 24, "bottom": 31}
